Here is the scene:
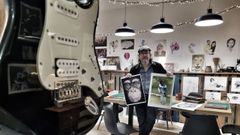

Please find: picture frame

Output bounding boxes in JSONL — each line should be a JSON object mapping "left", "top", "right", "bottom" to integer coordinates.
{"left": 8, "top": 63, "right": 42, "bottom": 94}
{"left": 192, "top": 54, "right": 205, "bottom": 72}
{"left": 182, "top": 76, "right": 199, "bottom": 96}
{"left": 227, "top": 93, "right": 240, "bottom": 104}
{"left": 204, "top": 76, "right": 228, "bottom": 91}
{"left": 205, "top": 91, "right": 221, "bottom": 100}
{"left": 121, "top": 74, "right": 146, "bottom": 106}
{"left": 231, "top": 77, "right": 240, "bottom": 92}
{"left": 95, "top": 47, "right": 107, "bottom": 58}
{"left": 148, "top": 73, "right": 175, "bottom": 109}
{"left": 121, "top": 39, "right": 134, "bottom": 50}
{"left": 106, "top": 56, "right": 121, "bottom": 70}
{"left": 95, "top": 36, "right": 107, "bottom": 47}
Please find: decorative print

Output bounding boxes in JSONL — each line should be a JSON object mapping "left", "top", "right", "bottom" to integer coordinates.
{"left": 226, "top": 38, "right": 236, "bottom": 52}
{"left": 231, "top": 77, "right": 240, "bottom": 92}
{"left": 205, "top": 40, "right": 216, "bottom": 55}
{"left": 8, "top": 63, "right": 42, "bottom": 94}
{"left": 182, "top": 76, "right": 199, "bottom": 96}
{"left": 106, "top": 56, "right": 121, "bottom": 70}
{"left": 95, "top": 36, "right": 107, "bottom": 47}
{"left": 121, "top": 74, "right": 146, "bottom": 106}
{"left": 171, "top": 102, "right": 203, "bottom": 111}
{"left": 170, "top": 41, "right": 180, "bottom": 54}
{"left": 109, "top": 40, "right": 118, "bottom": 53}
{"left": 95, "top": 47, "right": 107, "bottom": 58}
{"left": 124, "top": 52, "right": 130, "bottom": 60}
{"left": 204, "top": 76, "right": 228, "bottom": 91}
{"left": 227, "top": 93, "right": 240, "bottom": 104}
{"left": 205, "top": 91, "right": 221, "bottom": 100}
{"left": 164, "top": 63, "right": 174, "bottom": 73}
{"left": 154, "top": 40, "right": 166, "bottom": 57}
{"left": 148, "top": 73, "right": 175, "bottom": 109}
{"left": 192, "top": 54, "right": 204, "bottom": 72}
{"left": 121, "top": 39, "right": 134, "bottom": 50}
{"left": 188, "top": 43, "right": 196, "bottom": 53}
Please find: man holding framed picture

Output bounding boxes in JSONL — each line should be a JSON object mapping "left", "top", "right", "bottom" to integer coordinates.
{"left": 129, "top": 45, "right": 167, "bottom": 135}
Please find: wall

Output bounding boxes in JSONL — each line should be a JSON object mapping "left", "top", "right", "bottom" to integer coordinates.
{"left": 96, "top": 0, "right": 240, "bottom": 72}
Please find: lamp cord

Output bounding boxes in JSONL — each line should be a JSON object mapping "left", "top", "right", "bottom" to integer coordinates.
{"left": 124, "top": 0, "right": 127, "bottom": 23}
{"left": 162, "top": 2, "right": 164, "bottom": 18}
{"left": 208, "top": 0, "right": 212, "bottom": 9}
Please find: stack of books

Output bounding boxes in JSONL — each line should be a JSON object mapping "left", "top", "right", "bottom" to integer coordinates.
{"left": 204, "top": 101, "right": 229, "bottom": 110}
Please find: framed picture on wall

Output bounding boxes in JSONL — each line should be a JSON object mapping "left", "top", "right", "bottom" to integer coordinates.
{"left": 148, "top": 73, "right": 175, "bottom": 109}
{"left": 204, "top": 76, "right": 228, "bottom": 91}
{"left": 121, "top": 74, "right": 146, "bottom": 106}
{"left": 182, "top": 76, "right": 199, "bottom": 96}
{"left": 121, "top": 39, "right": 134, "bottom": 50}
{"left": 8, "top": 63, "right": 42, "bottom": 94}
{"left": 106, "top": 56, "right": 121, "bottom": 70}
{"left": 95, "top": 36, "right": 107, "bottom": 47}
{"left": 191, "top": 54, "right": 205, "bottom": 72}
{"left": 164, "top": 63, "right": 174, "bottom": 73}
{"left": 95, "top": 47, "right": 107, "bottom": 58}
{"left": 231, "top": 77, "right": 240, "bottom": 92}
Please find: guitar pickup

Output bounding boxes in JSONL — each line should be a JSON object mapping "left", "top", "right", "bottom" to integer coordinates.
{"left": 54, "top": 1, "right": 78, "bottom": 19}
{"left": 55, "top": 33, "right": 79, "bottom": 47}
{"left": 55, "top": 58, "right": 80, "bottom": 77}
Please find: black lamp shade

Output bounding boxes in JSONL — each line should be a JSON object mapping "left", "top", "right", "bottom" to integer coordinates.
{"left": 150, "top": 18, "right": 174, "bottom": 34}
{"left": 115, "top": 23, "right": 136, "bottom": 37}
{"left": 195, "top": 9, "right": 223, "bottom": 27}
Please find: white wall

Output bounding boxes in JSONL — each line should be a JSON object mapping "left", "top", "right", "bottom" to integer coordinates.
{"left": 96, "top": 0, "right": 240, "bottom": 72}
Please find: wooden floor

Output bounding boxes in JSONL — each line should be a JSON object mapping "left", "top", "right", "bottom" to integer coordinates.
{"left": 87, "top": 113, "right": 183, "bottom": 135}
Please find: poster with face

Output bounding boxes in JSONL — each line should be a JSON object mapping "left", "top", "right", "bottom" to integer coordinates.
{"left": 153, "top": 39, "right": 166, "bottom": 57}
{"left": 192, "top": 54, "right": 204, "bottom": 72}
{"left": 121, "top": 74, "right": 146, "bottom": 106}
{"left": 226, "top": 38, "right": 236, "bottom": 52}
{"left": 148, "top": 73, "right": 174, "bottom": 109}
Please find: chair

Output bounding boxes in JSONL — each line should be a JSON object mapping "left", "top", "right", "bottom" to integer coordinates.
{"left": 97, "top": 103, "right": 123, "bottom": 130}
{"left": 156, "top": 108, "right": 173, "bottom": 129}
{"left": 222, "top": 124, "right": 240, "bottom": 135}
{"left": 181, "top": 113, "right": 220, "bottom": 135}
{"left": 103, "top": 104, "right": 137, "bottom": 135}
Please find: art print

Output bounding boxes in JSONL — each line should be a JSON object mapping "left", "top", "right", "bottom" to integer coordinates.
{"left": 227, "top": 93, "right": 240, "bottom": 104}
{"left": 148, "top": 73, "right": 174, "bottom": 109}
{"left": 95, "top": 47, "right": 107, "bottom": 58}
{"left": 182, "top": 76, "right": 199, "bottom": 96}
{"left": 121, "top": 39, "right": 134, "bottom": 50}
{"left": 95, "top": 36, "right": 107, "bottom": 47}
{"left": 121, "top": 74, "right": 146, "bottom": 106}
{"left": 192, "top": 54, "right": 204, "bottom": 72}
{"left": 204, "top": 76, "right": 228, "bottom": 91}
{"left": 153, "top": 39, "right": 166, "bottom": 57}
{"left": 164, "top": 63, "right": 174, "bottom": 73}
{"left": 205, "top": 91, "right": 221, "bottom": 100}
{"left": 8, "top": 63, "right": 42, "bottom": 94}
{"left": 231, "top": 77, "right": 240, "bottom": 92}
{"left": 204, "top": 40, "right": 216, "bottom": 55}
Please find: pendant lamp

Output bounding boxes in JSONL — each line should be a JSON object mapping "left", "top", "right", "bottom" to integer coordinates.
{"left": 115, "top": 1, "right": 135, "bottom": 37}
{"left": 150, "top": 3, "right": 174, "bottom": 34}
{"left": 194, "top": 0, "right": 223, "bottom": 27}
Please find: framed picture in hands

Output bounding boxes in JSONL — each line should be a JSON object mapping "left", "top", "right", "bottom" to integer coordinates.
{"left": 148, "top": 73, "right": 175, "bottom": 109}
{"left": 121, "top": 74, "right": 146, "bottom": 106}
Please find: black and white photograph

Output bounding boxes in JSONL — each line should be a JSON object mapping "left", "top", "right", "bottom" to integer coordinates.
{"left": 204, "top": 76, "right": 228, "bottom": 91}
{"left": 95, "top": 36, "right": 107, "bottom": 47}
{"left": 231, "top": 77, "right": 240, "bottom": 92}
{"left": 8, "top": 63, "right": 42, "bottom": 94}
{"left": 148, "top": 73, "right": 174, "bottom": 109}
{"left": 121, "top": 74, "right": 146, "bottom": 106}
{"left": 95, "top": 47, "right": 107, "bottom": 58}
{"left": 121, "top": 39, "right": 134, "bottom": 50}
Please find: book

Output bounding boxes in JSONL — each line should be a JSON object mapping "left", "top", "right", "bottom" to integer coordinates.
{"left": 204, "top": 101, "right": 229, "bottom": 110}
{"left": 171, "top": 101, "right": 203, "bottom": 111}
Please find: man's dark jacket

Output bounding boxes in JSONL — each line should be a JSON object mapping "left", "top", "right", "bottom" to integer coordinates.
{"left": 130, "top": 61, "right": 167, "bottom": 75}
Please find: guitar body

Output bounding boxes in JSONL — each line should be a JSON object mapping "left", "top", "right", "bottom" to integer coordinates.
{"left": 0, "top": 0, "right": 104, "bottom": 134}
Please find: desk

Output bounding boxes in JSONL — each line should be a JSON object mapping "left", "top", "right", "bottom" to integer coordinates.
{"left": 104, "top": 96, "right": 232, "bottom": 127}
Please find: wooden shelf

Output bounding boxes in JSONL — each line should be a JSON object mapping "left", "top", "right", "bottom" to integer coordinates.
{"left": 174, "top": 72, "right": 240, "bottom": 76}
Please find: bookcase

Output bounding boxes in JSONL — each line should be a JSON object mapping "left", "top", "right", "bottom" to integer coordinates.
{"left": 173, "top": 72, "right": 240, "bottom": 126}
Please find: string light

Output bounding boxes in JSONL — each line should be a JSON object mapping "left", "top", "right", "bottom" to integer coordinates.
{"left": 96, "top": 4, "right": 240, "bottom": 36}
{"left": 108, "top": 0, "right": 205, "bottom": 6}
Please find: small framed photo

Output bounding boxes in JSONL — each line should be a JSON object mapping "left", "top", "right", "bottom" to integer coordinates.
{"left": 121, "top": 74, "right": 146, "bottom": 106}
{"left": 106, "top": 56, "right": 121, "bottom": 70}
{"left": 204, "top": 76, "right": 228, "bottom": 91}
{"left": 8, "top": 63, "right": 42, "bottom": 94}
{"left": 231, "top": 77, "right": 240, "bottom": 92}
{"left": 227, "top": 93, "right": 240, "bottom": 104}
{"left": 148, "top": 73, "right": 175, "bottom": 109}
{"left": 95, "top": 47, "right": 107, "bottom": 58}
{"left": 205, "top": 91, "right": 221, "bottom": 101}
{"left": 95, "top": 36, "right": 107, "bottom": 47}
{"left": 182, "top": 76, "right": 199, "bottom": 96}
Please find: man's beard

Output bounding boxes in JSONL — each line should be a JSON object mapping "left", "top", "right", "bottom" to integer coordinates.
{"left": 141, "top": 58, "right": 150, "bottom": 65}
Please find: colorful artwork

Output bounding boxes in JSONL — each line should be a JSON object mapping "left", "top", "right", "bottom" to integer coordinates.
{"left": 121, "top": 74, "right": 146, "bottom": 106}
{"left": 148, "top": 73, "right": 174, "bottom": 109}
{"left": 170, "top": 41, "right": 180, "bottom": 54}
{"left": 182, "top": 76, "right": 199, "bottom": 96}
{"left": 204, "top": 76, "right": 228, "bottom": 91}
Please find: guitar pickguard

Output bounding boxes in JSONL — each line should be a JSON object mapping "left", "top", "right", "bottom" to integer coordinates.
{"left": 37, "top": 0, "right": 103, "bottom": 98}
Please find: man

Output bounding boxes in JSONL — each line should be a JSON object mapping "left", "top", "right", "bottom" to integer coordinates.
{"left": 130, "top": 45, "right": 167, "bottom": 135}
